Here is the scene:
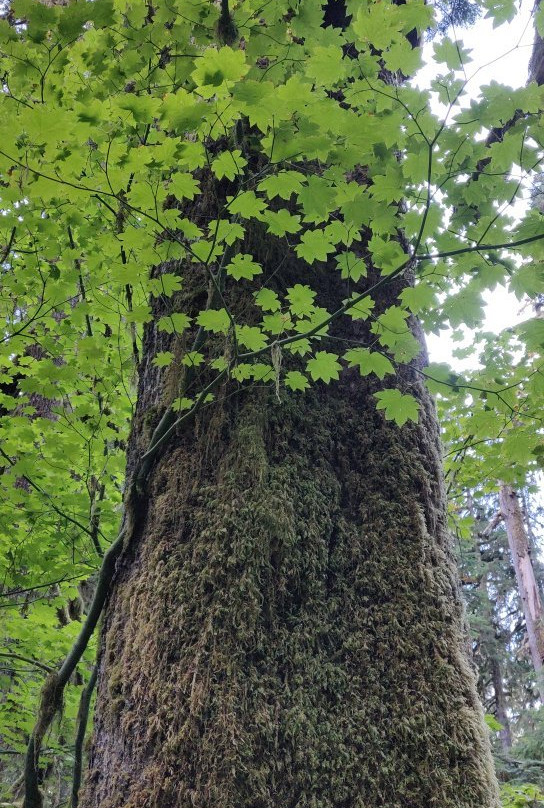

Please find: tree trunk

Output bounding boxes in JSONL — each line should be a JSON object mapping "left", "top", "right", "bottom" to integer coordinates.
{"left": 499, "top": 484, "right": 544, "bottom": 701}
{"left": 490, "top": 656, "right": 513, "bottom": 753}
{"left": 467, "top": 496, "right": 513, "bottom": 753}
{"left": 78, "top": 230, "right": 499, "bottom": 807}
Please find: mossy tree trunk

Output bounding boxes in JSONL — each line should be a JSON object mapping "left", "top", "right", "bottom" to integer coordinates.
{"left": 78, "top": 210, "right": 500, "bottom": 807}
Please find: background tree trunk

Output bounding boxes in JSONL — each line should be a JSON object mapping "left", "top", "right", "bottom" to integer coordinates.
{"left": 499, "top": 484, "right": 544, "bottom": 701}
{"left": 490, "top": 656, "right": 513, "bottom": 753}
{"left": 78, "top": 226, "right": 499, "bottom": 807}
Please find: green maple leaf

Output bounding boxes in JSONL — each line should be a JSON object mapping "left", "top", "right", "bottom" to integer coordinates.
{"left": 170, "top": 172, "right": 200, "bottom": 200}
{"left": 254, "top": 288, "right": 281, "bottom": 312}
{"left": 400, "top": 284, "right": 436, "bottom": 314}
{"left": 233, "top": 80, "right": 276, "bottom": 131}
{"left": 284, "top": 371, "right": 309, "bottom": 391}
{"left": 353, "top": 4, "right": 400, "bottom": 51}
{"left": 237, "top": 326, "right": 267, "bottom": 351}
{"left": 208, "top": 219, "right": 245, "bottom": 246}
{"left": 152, "top": 351, "right": 174, "bottom": 368}
{"left": 384, "top": 40, "right": 422, "bottom": 75}
{"left": 226, "top": 191, "right": 266, "bottom": 219}
{"left": 258, "top": 171, "right": 305, "bottom": 200}
{"left": 287, "top": 285, "right": 316, "bottom": 317}
{"left": 298, "top": 176, "right": 336, "bottom": 223}
{"left": 262, "top": 312, "right": 290, "bottom": 335}
{"left": 192, "top": 46, "right": 249, "bottom": 98}
{"left": 336, "top": 252, "right": 367, "bottom": 282}
{"left": 157, "top": 313, "right": 191, "bottom": 334}
{"left": 306, "top": 45, "right": 348, "bottom": 86}
{"left": 264, "top": 209, "right": 301, "bottom": 237}
{"left": 126, "top": 305, "right": 152, "bottom": 323}
{"left": 149, "top": 274, "right": 183, "bottom": 297}
{"left": 212, "top": 150, "right": 248, "bottom": 181}
{"left": 344, "top": 348, "right": 395, "bottom": 380}
{"left": 344, "top": 294, "right": 375, "bottom": 320}
{"left": 433, "top": 38, "right": 472, "bottom": 71}
{"left": 182, "top": 352, "right": 204, "bottom": 367}
{"left": 306, "top": 351, "right": 342, "bottom": 384}
{"left": 226, "top": 254, "right": 263, "bottom": 281}
{"left": 118, "top": 95, "right": 161, "bottom": 125}
{"left": 295, "top": 230, "right": 335, "bottom": 264}
{"left": 374, "top": 389, "right": 419, "bottom": 426}
{"left": 368, "top": 236, "right": 406, "bottom": 275}
{"left": 172, "top": 397, "right": 194, "bottom": 412}
{"left": 484, "top": 714, "right": 504, "bottom": 732}
{"left": 196, "top": 309, "right": 231, "bottom": 334}
{"left": 232, "top": 363, "right": 254, "bottom": 381}
{"left": 444, "top": 288, "right": 484, "bottom": 329}
{"left": 159, "top": 89, "right": 208, "bottom": 133}
{"left": 368, "top": 167, "right": 403, "bottom": 204}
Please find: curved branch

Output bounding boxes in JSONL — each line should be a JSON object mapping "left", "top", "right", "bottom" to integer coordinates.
{"left": 71, "top": 664, "right": 98, "bottom": 808}
{"left": 23, "top": 527, "right": 125, "bottom": 808}
{"left": 0, "top": 652, "right": 52, "bottom": 674}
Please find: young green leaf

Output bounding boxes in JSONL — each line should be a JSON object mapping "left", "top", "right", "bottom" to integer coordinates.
{"left": 344, "top": 348, "right": 395, "bottom": 379}
{"left": 306, "top": 351, "right": 342, "bottom": 384}
{"left": 226, "top": 254, "right": 263, "bottom": 281}
{"left": 374, "top": 389, "right": 419, "bottom": 426}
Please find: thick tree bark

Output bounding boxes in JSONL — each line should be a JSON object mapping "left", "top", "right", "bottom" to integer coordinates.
{"left": 77, "top": 222, "right": 499, "bottom": 806}
{"left": 499, "top": 484, "right": 544, "bottom": 701}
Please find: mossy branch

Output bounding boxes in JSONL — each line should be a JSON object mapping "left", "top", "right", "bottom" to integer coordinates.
{"left": 23, "top": 529, "right": 125, "bottom": 808}
{"left": 71, "top": 664, "right": 98, "bottom": 808}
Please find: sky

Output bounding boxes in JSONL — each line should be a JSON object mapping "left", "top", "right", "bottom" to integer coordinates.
{"left": 416, "top": 0, "right": 536, "bottom": 365}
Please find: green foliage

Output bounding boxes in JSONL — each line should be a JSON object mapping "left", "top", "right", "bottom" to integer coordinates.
{"left": 1, "top": 0, "right": 544, "bottom": 799}
{"left": 501, "top": 783, "right": 544, "bottom": 807}
{"left": 374, "top": 388, "right": 420, "bottom": 426}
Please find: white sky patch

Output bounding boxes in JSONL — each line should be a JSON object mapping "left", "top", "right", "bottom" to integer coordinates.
{"left": 427, "top": 284, "right": 528, "bottom": 368}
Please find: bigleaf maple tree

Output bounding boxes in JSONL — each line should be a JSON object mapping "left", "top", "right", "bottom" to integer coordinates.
{"left": 1, "top": 0, "right": 544, "bottom": 806}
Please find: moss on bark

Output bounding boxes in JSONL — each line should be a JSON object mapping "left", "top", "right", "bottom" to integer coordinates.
{"left": 77, "top": 148, "right": 499, "bottom": 807}
{"left": 79, "top": 356, "right": 499, "bottom": 807}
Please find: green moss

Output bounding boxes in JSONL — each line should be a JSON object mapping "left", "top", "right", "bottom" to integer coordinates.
{"left": 80, "top": 383, "right": 499, "bottom": 808}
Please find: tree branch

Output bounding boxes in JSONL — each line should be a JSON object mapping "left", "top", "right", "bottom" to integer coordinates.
{"left": 71, "top": 664, "right": 98, "bottom": 808}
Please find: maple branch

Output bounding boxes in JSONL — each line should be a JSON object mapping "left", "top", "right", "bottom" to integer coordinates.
{"left": 71, "top": 664, "right": 98, "bottom": 808}
{"left": 0, "top": 652, "right": 52, "bottom": 674}
{"left": 23, "top": 527, "right": 125, "bottom": 808}
{"left": 415, "top": 230, "right": 544, "bottom": 261}
{"left": 0, "top": 226, "right": 16, "bottom": 263}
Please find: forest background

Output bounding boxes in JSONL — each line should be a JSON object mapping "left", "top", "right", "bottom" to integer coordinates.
{"left": 1, "top": 0, "right": 544, "bottom": 805}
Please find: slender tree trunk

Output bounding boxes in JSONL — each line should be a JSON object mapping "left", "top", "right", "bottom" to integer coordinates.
{"left": 78, "top": 229, "right": 499, "bottom": 807}
{"left": 499, "top": 484, "right": 544, "bottom": 701}
{"left": 490, "top": 656, "right": 513, "bottom": 752}
{"left": 467, "top": 496, "right": 513, "bottom": 751}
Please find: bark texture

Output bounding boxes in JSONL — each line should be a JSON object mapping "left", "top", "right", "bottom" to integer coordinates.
{"left": 499, "top": 483, "right": 544, "bottom": 701}
{"left": 490, "top": 656, "right": 513, "bottom": 753}
{"left": 79, "top": 226, "right": 499, "bottom": 807}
